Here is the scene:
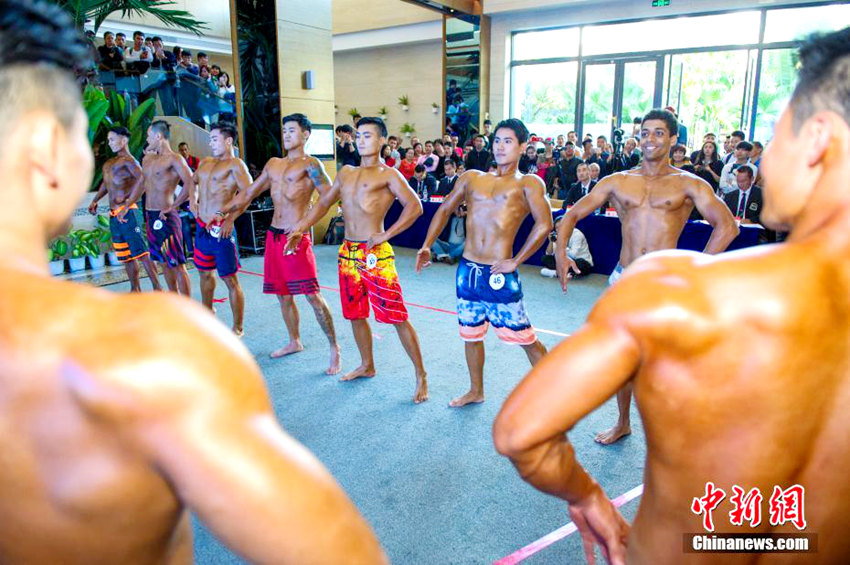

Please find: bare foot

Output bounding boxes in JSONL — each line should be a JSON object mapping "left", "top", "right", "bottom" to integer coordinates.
{"left": 594, "top": 424, "right": 631, "bottom": 445}
{"left": 413, "top": 376, "right": 429, "bottom": 404}
{"left": 449, "top": 390, "right": 484, "bottom": 408}
{"left": 325, "top": 345, "right": 342, "bottom": 375}
{"left": 270, "top": 341, "right": 304, "bottom": 359}
{"left": 233, "top": 327, "right": 244, "bottom": 338}
{"left": 340, "top": 364, "right": 376, "bottom": 381}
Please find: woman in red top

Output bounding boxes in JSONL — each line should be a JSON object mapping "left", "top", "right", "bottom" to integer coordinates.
{"left": 381, "top": 144, "right": 397, "bottom": 168}
{"left": 398, "top": 148, "right": 417, "bottom": 180}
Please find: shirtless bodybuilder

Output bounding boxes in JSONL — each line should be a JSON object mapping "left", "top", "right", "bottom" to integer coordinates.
{"left": 417, "top": 118, "right": 552, "bottom": 407}
{"left": 88, "top": 126, "right": 162, "bottom": 292}
{"left": 556, "top": 108, "right": 738, "bottom": 444}
{"left": 495, "top": 28, "right": 850, "bottom": 565}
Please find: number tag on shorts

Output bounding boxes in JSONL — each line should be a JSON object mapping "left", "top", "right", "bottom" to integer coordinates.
{"left": 366, "top": 253, "right": 378, "bottom": 269}
{"left": 489, "top": 273, "right": 505, "bottom": 290}
{"left": 153, "top": 219, "right": 163, "bottom": 231}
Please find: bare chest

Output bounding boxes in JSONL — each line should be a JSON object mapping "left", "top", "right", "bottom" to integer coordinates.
{"left": 468, "top": 180, "right": 528, "bottom": 220}
{"left": 343, "top": 171, "right": 393, "bottom": 211}
{"left": 144, "top": 157, "right": 178, "bottom": 184}
{"left": 614, "top": 178, "right": 691, "bottom": 212}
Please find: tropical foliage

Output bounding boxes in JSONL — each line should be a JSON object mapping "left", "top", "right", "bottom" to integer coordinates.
{"left": 48, "top": 0, "right": 207, "bottom": 34}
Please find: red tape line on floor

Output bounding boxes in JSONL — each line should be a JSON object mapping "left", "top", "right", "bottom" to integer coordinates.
{"left": 493, "top": 483, "right": 644, "bottom": 564}
{"left": 239, "top": 269, "right": 570, "bottom": 337}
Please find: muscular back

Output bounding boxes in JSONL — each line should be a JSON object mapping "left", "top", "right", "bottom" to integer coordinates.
{"left": 338, "top": 165, "right": 404, "bottom": 240}
{"left": 603, "top": 170, "right": 703, "bottom": 266}
{"left": 607, "top": 245, "right": 850, "bottom": 564}
{"left": 462, "top": 171, "right": 535, "bottom": 264}
{"left": 196, "top": 157, "right": 249, "bottom": 225}
{"left": 103, "top": 154, "right": 141, "bottom": 209}
{"left": 0, "top": 273, "right": 191, "bottom": 564}
{"left": 265, "top": 157, "right": 323, "bottom": 231}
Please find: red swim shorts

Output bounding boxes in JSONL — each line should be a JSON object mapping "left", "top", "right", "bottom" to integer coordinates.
{"left": 338, "top": 240, "right": 408, "bottom": 324}
{"left": 263, "top": 228, "right": 319, "bottom": 295}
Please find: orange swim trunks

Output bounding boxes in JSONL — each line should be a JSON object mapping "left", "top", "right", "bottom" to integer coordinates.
{"left": 338, "top": 240, "right": 408, "bottom": 324}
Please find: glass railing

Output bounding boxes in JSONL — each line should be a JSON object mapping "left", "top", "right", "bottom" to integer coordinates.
{"left": 98, "top": 69, "right": 236, "bottom": 128}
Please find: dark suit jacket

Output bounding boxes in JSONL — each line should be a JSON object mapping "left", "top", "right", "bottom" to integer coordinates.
{"left": 723, "top": 185, "right": 763, "bottom": 223}
{"left": 553, "top": 156, "right": 582, "bottom": 199}
{"left": 435, "top": 175, "right": 458, "bottom": 197}
{"left": 564, "top": 180, "right": 598, "bottom": 207}
{"left": 465, "top": 149, "right": 491, "bottom": 172}
{"left": 409, "top": 175, "right": 437, "bottom": 200}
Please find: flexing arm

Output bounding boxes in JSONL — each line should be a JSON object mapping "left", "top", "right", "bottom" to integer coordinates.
{"left": 416, "top": 172, "right": 471, "bottom": 272}
{"left": 118, "top": 159, "right": 148, "bottom": 221}
{"left": 491, "top": 175, "right": 553, "bottom": 275}
{"left": 687, "top": 177, "right": 738, "bottom": 254}
{"left": 368, "top": 168, "right": 423, "bottom": 249}
{"left": 494, "top": 297, "right": 641, "bottom": 565}
{"left": 72, "top": 296, "right": 388, "bottom": 565}
{"left": 555, "top": 176, "right": 616, "bottom": 291}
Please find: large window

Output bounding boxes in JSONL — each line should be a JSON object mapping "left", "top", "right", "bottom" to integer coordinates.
{"left": 511, "top": 62, "right": 578, "bottom": 139}
{"left": 509, "top": 2, "right": 850, "bottom": 146}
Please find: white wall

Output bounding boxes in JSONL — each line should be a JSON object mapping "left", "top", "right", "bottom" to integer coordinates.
{"left": 333, "top": 39, "right": 445, "bottom": 141}
{"left": 488, "top": 0, "right": 827, "bottom": 121}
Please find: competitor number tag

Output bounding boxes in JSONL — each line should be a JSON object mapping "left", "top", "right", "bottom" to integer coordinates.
{"left": 366, "top": 253, "right": 378, "bottom": 269}
{"left": 489, "top": 273, "right": 505, "bottom": 290}
{"left": 153, "top": 219, "right": 163, "bottom": 231}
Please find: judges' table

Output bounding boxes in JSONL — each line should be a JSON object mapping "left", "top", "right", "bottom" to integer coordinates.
{"left": 384, "top": 201, "right": 762, "bottom": 275}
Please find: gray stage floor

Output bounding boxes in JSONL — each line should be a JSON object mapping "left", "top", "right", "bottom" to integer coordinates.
{"left": 105, "top": 244, "right": 646, "bottom": 564}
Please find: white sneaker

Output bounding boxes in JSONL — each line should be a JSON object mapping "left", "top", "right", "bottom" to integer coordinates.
{"left": 436, "top": 254, "right": 450, "bottom": 262}
{"left": 540, "top": 268, "right": 557, "bottom": 278}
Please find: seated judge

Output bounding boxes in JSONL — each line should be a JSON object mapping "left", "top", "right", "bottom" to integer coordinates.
{"left": 723, "top": 165, "right": 762, "bottom": 224}
{"left": 435, "top": 159, "right": 459, "bottom": 196}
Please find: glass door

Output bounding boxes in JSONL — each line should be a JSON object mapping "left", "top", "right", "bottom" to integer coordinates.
{"left": 579, "top": 57, "right": 663, "bottom": 141}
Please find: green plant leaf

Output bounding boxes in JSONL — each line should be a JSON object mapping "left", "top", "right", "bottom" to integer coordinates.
{"left": 129, "top": 98, "right": 157, "bottom": 132}
{"left": 86, "top": 99, "right": 110, "bottom": 144}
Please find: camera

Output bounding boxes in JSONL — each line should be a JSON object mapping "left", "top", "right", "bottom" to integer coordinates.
{"left": 612, "top": 128, "right": 625, "bottom": 154}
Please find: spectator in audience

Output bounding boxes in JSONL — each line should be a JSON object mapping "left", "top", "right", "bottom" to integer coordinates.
{"left": 553, "top": 134, "right": 566, "bottom": 161}
{"left": 567, "top": 131, "right": 578, "bottom": 145}
{"left": 335, "top": 124, "right": 359, "bottom": 167}
{"left": 541, "top": 217, "right": 592, "bottom": 279}
{"left": 456, "top": 162, "right": 466, "bottom": 176}
{"left": 432, "top": 140, "right": 448, "bottom": 179}
{"left": 623, "top": 137, "right": 641, "bottom": 167}
{"left": 98, "top": 31, "right": 124, "bottom": 71}
{"left": 487, "top": 161, "right": 498, "bottom": 173}
{"left": 431, "top": 201, "right": 467, "bottom": 265}
{"left": 435, "top": 159, "right": 459, "bottom": 197}
{"left": 693, "top": 140, "right": 723, "bottom": 192}
{"left": 149, "top": 36, "right": 176, "bottom": 71}
{"left": 519, "top": 145, "right": 539, "bottom": 174}
{"left": 723, "top": 130, "right": 746, "bottom": 164}
{"left": 115, "top": 32, "right": 126, "bottom": 49}
{"left": 387, "top": 136, "right": 402, "bottom": 165}
{"left": 124, "top": 30, "right": 152, "bottom": 74}
{"left": 210, "top": 64, "right": 221, "bottom": 78}
{"left": 178, "top": 142, "right": 200, "bottom": 171}
{"left": 564, "top": 162, "right": 597, "bottom": 207}
{"left": 723, "top": 165, "right": 762, "bottom": 224}
{"left": 172, "top": 45, "right": 183, "bottom": 61}
{"left": 631, "top": 116, "right": 642, "bottom": 138}
{"left": 538, "top": 141, "right": 556, "bottom": 183}
{"left": 482, "top": 119, "right": 495, "bottom": 149}
{"left": 446, "top": 78, "right": 460, "bottom": 105}
{"left": 449, "top": 132, "right": 462, "bottom": 158}
{"left": 380, "top": 144, "right": 395, "bottom": 167}
{"left": 751, "top": 140, "right": 764, "bottom": 168}
{"left": 351, "top": 113, "right": 361, "bottom": 126}
{"left": 409, "top": 165, "right": 435, "bottom": 201}
{"left": 690, "top": 132, "right": 717, "bottom": 163}
{"left": 417, "top": 140, "right": 439, "bottom": 175}
{"left": 178, "top": 49, "right": 199, "bottom": 75}
{"left": 196, "top": 52, "right": 209, "bottom": 68}
{"left": 665, "top": 105, "right": 688, "bottom": 147}
{"left": 670, "top": 144, "right": 695, "bottom": 173}
{"left": 588, "top": 162, "right": 601, "bottom": 183}
{"left": 144, "top": 36, "right": 153, "bottom": 50}
{"left": 218, "top": 72, "right": 236, "bottom": 100}
{"left": 720, "top": 140, "right": 756, "bottom": 193}
{"left": 551, "top": 141, "right": 582, "bottom": 199}
{"left": 398, "top": 147, "right": 417, "bottom": 180}
{"left": 464, "top": 134, "right": 491, "bottom": 172}
{"left": 581, "top": 138, "right": 595, "bottom": 161}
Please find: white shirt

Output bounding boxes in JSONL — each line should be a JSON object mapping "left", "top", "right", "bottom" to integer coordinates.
{"left": 719, "top": 160, "right": 758, "bottom": 193}
{"left": 124, "top": 46, "right": 152, "bottom": 63}
{"left": 568, "top": 228, "right": 593, "bottom": 266}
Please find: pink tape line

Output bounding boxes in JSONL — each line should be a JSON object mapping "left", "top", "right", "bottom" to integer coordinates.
{"left": 493, "top": 484, "right": 645, "bottom": 565}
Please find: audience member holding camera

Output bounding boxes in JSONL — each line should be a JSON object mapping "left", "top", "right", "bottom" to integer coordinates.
{"left": 541, "top": 217, "right": 592, "bottom": 279}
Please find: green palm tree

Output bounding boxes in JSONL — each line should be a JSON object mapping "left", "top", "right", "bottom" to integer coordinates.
{"left": 49, "top": 0, "right": 207, "bottom": 35}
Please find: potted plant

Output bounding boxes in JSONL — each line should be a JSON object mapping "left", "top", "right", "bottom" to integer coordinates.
{"left": 398, "top": 95, "right": 409, "bottom": 111}
{"left": 68, "top": 229, "right": 90, "bottom": 272}
{"left": 348, "top": 107, "right": 360, "bottom": 119}
{"left": 47, "top": 236, "right": 69, "bottom": 276}
{"left": 378, "top": 106, "right": 388, "bottom": 120}
{"left": 400, "top": 123, "right": 416, "bottom": 138}
{"left": 431, "top": 102, "right": 440, "bottom": 114}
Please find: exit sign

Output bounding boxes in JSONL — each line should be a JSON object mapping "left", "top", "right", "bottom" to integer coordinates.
{"left": 652, "top": 0, "right": 671, "bottom": 6}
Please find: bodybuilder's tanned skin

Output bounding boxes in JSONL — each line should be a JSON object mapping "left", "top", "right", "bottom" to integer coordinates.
{"left": 286, "top": 121, "right": 429, "bottom": 403}
{"left": 0, "top": 102, "right": 387, "bottom": 564}
{"left": 190, "top": 127, "right": 251, "bottom": 335}
{"left": 494, "top": 104, "right": 850, "bottom": 562}
{"left": 221, "top": 119, "right": 342, "bottom": 374}
{"left": 556, "top": 117, "right": 738, "bottom": 444}
{"left": 122, "top": 126, "right": 195, "bottom": 296}
{"left": 416, "top": 125, "right": 552, "bottom": 407}
{"left": 88, "top": 132, "right": 162, "bottom": 292}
